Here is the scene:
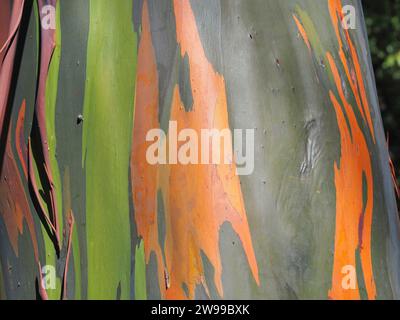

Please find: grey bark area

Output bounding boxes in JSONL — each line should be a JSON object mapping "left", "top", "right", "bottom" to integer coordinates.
{"left": 186, "top": 0, "right": 400, "bottom": 299}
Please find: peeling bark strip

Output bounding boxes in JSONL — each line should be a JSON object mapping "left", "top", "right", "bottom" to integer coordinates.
{"left": 1, "top": 0, "right": 399, "bottom": 300}
{"left": 28, "top": 0, "right": 61, "bottom": 252}
{"left": 327, "top": 54, "right": 375, "bottom": 300}
{"left": 0, "top": 0, "right": 25, "bottom": 135}
{"left": 0, "top": 101, "right": 38, "bottom": 260}
{"left": 327, "top": 0, "right": 376, "bottom": 143}
{"left": 28, "top": 138, "right": 58, "bottom": 242}
{"left": 37, "top": 261, "right": 49, "bottom": 300}
{"left": 294, "top": 0, "right": 378, "bottom": 299}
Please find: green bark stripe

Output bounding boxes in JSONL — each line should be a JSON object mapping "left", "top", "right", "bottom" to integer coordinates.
{"left": 82, "top": 0, "right": 137, "bottom": 299}
{"left": 134, "top": 240, "right": 147, "bottom": 300}
{"left": 45, "top": 0, "right": 63, "bottom": 244}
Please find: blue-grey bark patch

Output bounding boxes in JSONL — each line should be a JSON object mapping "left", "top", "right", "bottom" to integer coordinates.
{"left": 189, "top": 0, "right": 223, "bottom": 74}
{"left": 181, "top": 282, "right": 189, "bottom": 298}
{"left": 157, "top": 190, "right": 166, "bottom": 264}
{"left": 58, "top": 0, "right": 90, "bottom": 299}
{"left": 0, "top": 220, "right": 38, "bottom": 299}
{"left": 194, "top": 282, "right": 210, "bottom": 300}
{"left": 219, "top": 222, "right": 256, "bottom": 299}
{"left": 178, "top": 53, "right": 194, "bottom": 112}
{"left": 148, "top": 0, "right": 177, "bottom": 130}
{"left": 146, "top": 252, "right": 161, "bottom": 299}
{"left": 355, "top": 247, "right": 368, "bottom": 300}
{"left": 132, "top": 0, "right": 144, "bottom": 38}
{"left": 200, "top": 250, "right": 220, "bottom": 299}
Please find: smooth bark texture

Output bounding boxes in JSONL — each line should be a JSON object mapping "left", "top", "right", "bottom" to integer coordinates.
{"left": 0, "top": 0, "right": 399, "bottom": 299}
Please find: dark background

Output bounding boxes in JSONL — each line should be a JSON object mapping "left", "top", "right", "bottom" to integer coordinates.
{"left": 363, "top": 0, "right": 399, "bottom": 202}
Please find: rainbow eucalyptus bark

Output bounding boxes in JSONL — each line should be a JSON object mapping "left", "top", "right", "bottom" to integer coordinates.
{"left": 0, "top": 0, "right": 399, "bottom": 300}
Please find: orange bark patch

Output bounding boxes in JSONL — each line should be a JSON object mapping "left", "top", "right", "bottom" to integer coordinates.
{"left": 131, "top": 0, "right": 165, "bottom": 298}
{"left": 131, "top": 0, "right": 259, "bottom": 299}
{"left": 328, "top": 0, "right": 375, "bottom": 142}
{"left": 327, "top": 0, "right": 376, "bottom": 300}
{"left": 327, "top": 53, "right": 376, "bottom": 300}
{"left": 293, "top": 1, "right": 377, "bottom": 299}
{"left": 293, "top": 14, "right": 311, "bottom": 53}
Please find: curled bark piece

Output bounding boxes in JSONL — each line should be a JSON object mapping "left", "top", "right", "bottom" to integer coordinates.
{"left": 28, "top": 137, "right": 60, "bottom": 252}
{"left": 0, "top": 0, "right": 25, "bottom": 136}
{"left": 61, "top": 210, "right": 75, "bottom": 300}
{"left": 29, "top": 0, "right": 60, "bottom": 249}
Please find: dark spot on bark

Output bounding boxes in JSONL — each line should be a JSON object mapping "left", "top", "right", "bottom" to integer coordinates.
{"left": 76, "top": 114, "right": 84, "bottom": 125}
{"left": 355, "top": 248, "right": 368, "bottom": 300}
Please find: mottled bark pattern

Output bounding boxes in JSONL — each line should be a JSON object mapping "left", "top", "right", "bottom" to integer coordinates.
{"left": 0, "top": 0, "right": 399, "bottom": 300}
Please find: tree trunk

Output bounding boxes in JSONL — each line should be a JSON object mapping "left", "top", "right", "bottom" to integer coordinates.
{"left": 0, "top": 0, "right": 399, "bottom": 299}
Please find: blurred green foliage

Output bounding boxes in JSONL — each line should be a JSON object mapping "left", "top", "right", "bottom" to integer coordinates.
{"left": 363, "top": 0, "right": 400, "bottom": 188}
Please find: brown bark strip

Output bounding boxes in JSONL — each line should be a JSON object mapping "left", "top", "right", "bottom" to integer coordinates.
{"left": 0, "top": 0, "right": 25, "bottom": 137}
